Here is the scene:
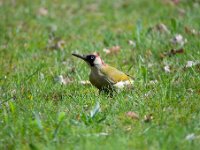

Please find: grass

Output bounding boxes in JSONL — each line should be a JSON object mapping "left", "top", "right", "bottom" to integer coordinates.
{"left": 0, "top": 0, "right": 200, "bottom": 149}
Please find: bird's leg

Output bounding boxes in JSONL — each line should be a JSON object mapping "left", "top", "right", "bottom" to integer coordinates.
{"left": 99, "top": 87, "right": 115, "bottom": 97}
{"left": 99, "top": 89, "right": 103, "bottom": 95}
{"left": 99, "top": 88, "right": 109, "bottom": 95}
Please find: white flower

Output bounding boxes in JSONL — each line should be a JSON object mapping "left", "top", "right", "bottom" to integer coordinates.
{"left": 185, "top": 133, "right": 195, "bottom": 141}
{"left": 186, "top": 61, "right": 195, "bottom": 68}
{"left": 170, "top": 34, "right": 187, "bottom": 46}
{"left": 128, "top": 40, "right": 136, "bottom": 48}
{"left": 164, "top": 65, "right": 170, "bottom": 73}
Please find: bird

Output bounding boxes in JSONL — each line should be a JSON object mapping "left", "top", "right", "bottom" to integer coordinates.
{"left": 72, "top": 52, "right": 133, "bottom": 93}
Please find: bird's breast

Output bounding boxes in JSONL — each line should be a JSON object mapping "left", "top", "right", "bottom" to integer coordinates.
{"left": 89, "top": 68, "right": 111, "bottom": 90}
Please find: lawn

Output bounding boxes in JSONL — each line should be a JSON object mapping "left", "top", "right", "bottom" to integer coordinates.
{"left": 0, "top": 0, "right": 200, "bottom": 149}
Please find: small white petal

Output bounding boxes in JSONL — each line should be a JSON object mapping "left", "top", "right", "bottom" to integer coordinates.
{"left": 54, "top": 75, "right": 67, "bottom": 85}
{"left": 79, "top": 80, "right": 91, "bottom": 85}
{"left": 164, "top": 65, "right": 170, "bottom": 73}
{"left": 128, "top": 40, "right": 136, "bottom": 47}
{"left": 186, "top": 61, "right": 195, "bottom": 68}
{"left": 103, "top": 48, "right": 110, "bottom": 54}
{"left": 40, "top": 73, "right": 45, "bottom": 80}
{"left": 185, "top": 133, "right": 196, "bottom": 141}
{"left": 170, "top": 34, "right": 187, "bottom": 46}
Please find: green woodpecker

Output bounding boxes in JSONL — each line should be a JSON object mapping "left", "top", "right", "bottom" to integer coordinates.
{"left": 72, "top": 53, "right": 133, "bottom": 92}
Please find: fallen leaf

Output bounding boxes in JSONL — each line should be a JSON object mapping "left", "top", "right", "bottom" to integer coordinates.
{"left": 38, "top": 7, "right": 48, "bottom": 16}
{"left": 109, "top": 45, "right": 120, "bottom": 54}
{"left": 185, "top": 26, "right": 200, "bottom": 36}
{"left": 172, "top": 0, "right": 180, "bottom": 5}
{"left": 163, "top": 0, "right": 180, "bottom": 5}
{"left": 177, "top": 8, "right": 186, "bottom": 16}
{"left": 54, "top": 75, "right": 73, "bottom": 85}
{"left": 170, "top": 34, "right": 187, "bottom": 46}
{"left": 126, "top": 111, "right": 139, "bottom": 120}
{"left": 46, "top": 35, "right": 65, "bottom": 50}
{"left": 103, "top": 46, "right": 120, "bottom": 55}
{"left": 160, "top": 48, "right": 184, "bottom": 58}
{"left": 144, "top": 114, "right": 153, "bottom": 123}
{"left": 86, "top": 3, "right": 98, "bottom": 12}
{"left": 56, "top": 40, "right": 65, "bottom": 49}
{"left": 149, "top": 23, "right": 170, "bottom": 34}
{"left": 79, "top": 80, "right": 91, "bottom": 85}
{"left": 155, "top": 23, "right": 170, "bottom": 33}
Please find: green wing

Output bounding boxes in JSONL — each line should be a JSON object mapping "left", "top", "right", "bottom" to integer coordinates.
{"left": 100, "top": 65, "right": 130, "bottom": 84}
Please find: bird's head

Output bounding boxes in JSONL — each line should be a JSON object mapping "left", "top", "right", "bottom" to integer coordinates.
{"left": 72, "top": 52, "right": 105, "bottom": 67}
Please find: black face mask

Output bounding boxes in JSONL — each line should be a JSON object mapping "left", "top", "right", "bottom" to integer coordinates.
{"left": 86, "top": 55, "right": 96, "bottom": 66}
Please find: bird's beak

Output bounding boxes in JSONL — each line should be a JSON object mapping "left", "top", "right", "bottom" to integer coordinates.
{"left": 72, "top": 53, "right": 87, "bottom": 61}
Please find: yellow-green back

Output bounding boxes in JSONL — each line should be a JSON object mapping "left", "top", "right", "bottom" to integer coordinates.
{"left": 100, "top": 65, "right": 130, "bottom": 83}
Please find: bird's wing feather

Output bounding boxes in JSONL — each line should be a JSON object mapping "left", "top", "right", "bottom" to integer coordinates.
{"left": 100, "top": 65, "right": 130, "bottom": 84}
